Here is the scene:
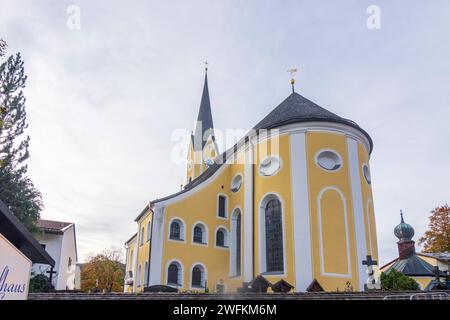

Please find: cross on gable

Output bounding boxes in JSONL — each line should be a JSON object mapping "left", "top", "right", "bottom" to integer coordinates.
{"left": 46, "top": 268, "right": 57, "bottom": 275}
{"left": 362, "top": 255, "right": 377, "bottom": 266}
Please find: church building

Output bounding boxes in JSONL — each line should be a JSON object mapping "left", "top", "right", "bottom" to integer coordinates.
{"left": 124, "top": 67, "right": 379, "bottom": 293}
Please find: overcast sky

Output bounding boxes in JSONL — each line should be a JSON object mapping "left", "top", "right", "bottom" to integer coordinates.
{"left": 1, "top": 1, "right": 449, "bottom": 265}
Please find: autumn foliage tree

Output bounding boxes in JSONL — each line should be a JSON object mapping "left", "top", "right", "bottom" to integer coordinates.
{"left": 80, "top": 248, "right": 125, "bottom": 293}
{"left": 418, "top": 204, "right": 450, "bottom": 253}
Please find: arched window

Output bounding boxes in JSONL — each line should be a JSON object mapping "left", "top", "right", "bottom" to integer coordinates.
{"left": 218, "top": 195, "right": 227, "bottom": 218}
{"left": 140, "top": 227, "right": 145, "bottom": 245}
{"left": 263, "top": 197, "right": 284, "bottom": 273}
{"left": 147, "top": 221, "right": 152, "bottom": 241}
{"left": 191, "top": 264, "right": 206, "bottom": 288}
{"left": 137, "top": 265, "right": 142, "bottom": 287}
{"left": 215, "top": 228, "right": 228, "bottom": 247}
{"left": 192, "top": 223, "right": 207, "bottom": 244}
{"left": 144, "top": 262, "right": 149, "bottom": 286}
{"left": 169, "top": 219, "right": 184, "bottom": 241}
{"left": 231, "top": 209, "right": 241, "bottom": 276}
{"left": 167, "top": 261, "right": 182, "bottom": 286}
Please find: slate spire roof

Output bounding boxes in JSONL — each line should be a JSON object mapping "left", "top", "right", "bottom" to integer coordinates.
{"left": 193, "top": 70, "right": 215, "bottom": 150}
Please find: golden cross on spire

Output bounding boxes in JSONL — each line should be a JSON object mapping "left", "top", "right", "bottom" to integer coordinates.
{"left": 287, "top": 67, "right": 298, "bottom": 93}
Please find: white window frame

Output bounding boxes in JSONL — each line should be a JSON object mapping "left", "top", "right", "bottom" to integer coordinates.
{"left": 314, "top": 149, "right": 343, "bottom": 172}
{"left": 191, "top": 221, "right": 208, "bottom": 246}
{"left": 190, "top": 262, "right": 207, "bottom": 290}
{"left": 168, "top": 217, "right": 186, "bottom": 243}
{"left": 166, "top": 259, "right": 184, "bottom": 289}
{"left": 214, "top": 226, "right": 229, "bottom": 249}
{"left": 216, "top": 193, "right": 229, "bottom": 219}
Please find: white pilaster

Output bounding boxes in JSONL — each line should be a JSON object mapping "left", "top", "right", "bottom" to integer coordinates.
{"left": 149, "top": 205, "right": 165, "bottom": 286}
{"left": 347, "top": 137, "right": 367, "bottom": 291}
{"left": 243, "top": 141, "right": 254, "bottom": 282}
{"left": 290, "top": 132, "right": 313, "bottom": 292}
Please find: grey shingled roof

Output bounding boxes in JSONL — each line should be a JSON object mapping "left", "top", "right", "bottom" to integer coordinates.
{"left": 254, "top": 92, "right": 373, "bottom": 152}
{"left": 385, "top": 255, "right": 446, "bottom": 277}
{"left": 38, "top": 219, "right": 73, "bottom": 234}
{"left": 149, "top": 91, "right": 373, "bottom": 206}
{"left": 193, "top": 72, "right": 215, "bottom": 150}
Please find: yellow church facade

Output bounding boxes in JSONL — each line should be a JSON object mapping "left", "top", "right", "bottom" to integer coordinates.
{"left": 124, "top": 69, "right": 379, "bottom": 293}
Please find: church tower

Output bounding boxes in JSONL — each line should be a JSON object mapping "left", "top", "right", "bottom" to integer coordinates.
{"left": 186, "top": 65, "right": 219, "bottom": 183}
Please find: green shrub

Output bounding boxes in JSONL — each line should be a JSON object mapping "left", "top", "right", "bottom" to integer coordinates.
{"left": 380, "top": 269, "right": 420, "bottom": 291}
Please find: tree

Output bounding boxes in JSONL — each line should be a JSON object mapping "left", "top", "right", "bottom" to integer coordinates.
{"left": 0, "top": 39, "right": 42, "bottom": 232}
{"left": 29, "top": 273, "right": 54, "bottom": 293}
{"left": 418, "top": 204, "right": 450, "bottom": 253}
{"left": 380, "top": 269, "right": 420, "bottom": 291}
{"left": 80, "top": 248, "right": 125, "bottom": 293}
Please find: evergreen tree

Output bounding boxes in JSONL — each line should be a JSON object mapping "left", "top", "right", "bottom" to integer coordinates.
{"left": 380, "top": 269, "right": 420, "bottom": 291}
{"left": 0, "top": 39, "right": 42, "bottom": 232}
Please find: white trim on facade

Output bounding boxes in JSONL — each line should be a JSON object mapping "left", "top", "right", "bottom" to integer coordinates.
{"left": 366, "top": 198, "right": 374, "bottom": 256}
{"left": 149, "top": 205, "right": 165, "bottom": 286}
{"left": 317, "top": 186, "right": 352, "bottom": 278}
{"left": 347, "top": 137, "right": 368, "bottom": 290}
{"left": 289, "top": 132, "right": 313, "bottom": 292}
{"left": 243, "top": 142, "right": 254, "bottom": 282}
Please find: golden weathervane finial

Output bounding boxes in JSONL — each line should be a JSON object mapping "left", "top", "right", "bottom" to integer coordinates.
{"left": 287, "top": 67, "right": 298, "bottom": 93}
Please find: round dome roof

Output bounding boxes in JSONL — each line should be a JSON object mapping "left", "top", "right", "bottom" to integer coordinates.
{"left": 394, "top": 210, "right": 415, "bottom": 242}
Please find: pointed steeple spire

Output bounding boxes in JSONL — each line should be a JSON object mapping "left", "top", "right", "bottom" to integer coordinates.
{"left": 193, "top": 66, "right": 215, "bottom": 150}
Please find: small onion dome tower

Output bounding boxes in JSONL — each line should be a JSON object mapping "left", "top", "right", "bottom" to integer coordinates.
{"left": 394, "top": 210, "right": 416, "bottom": 259}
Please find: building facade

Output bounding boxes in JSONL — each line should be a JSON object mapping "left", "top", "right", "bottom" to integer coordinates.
{"left": 32, "top": 219, "right": 78, "bottom": 290}
{"left": 125, "top": 69, "right": 379, "bottom": 292}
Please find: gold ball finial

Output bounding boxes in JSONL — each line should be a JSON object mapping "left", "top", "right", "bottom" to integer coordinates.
{"left": 287, "top": 67, "right": 298, "bottom": 93}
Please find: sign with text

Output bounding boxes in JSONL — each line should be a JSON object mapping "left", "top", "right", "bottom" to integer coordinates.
{"left": 0, "top": 233, "right": 31, "bottom": 300}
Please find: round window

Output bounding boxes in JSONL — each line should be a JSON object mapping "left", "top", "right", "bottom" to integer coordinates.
{"left": 204, "top": 158, "right": 214, "bottom": 167}
{"left": 259, "top": 156, "right": 281, "bottom": 176}
{"left": 316, "top": 150, "right": 342, "bottom": 171}
{"left": 231, "top": 174, "right": 242, "bottom": 192}
{"left": 363, "top": 164, "right": 371, "bottom": 184}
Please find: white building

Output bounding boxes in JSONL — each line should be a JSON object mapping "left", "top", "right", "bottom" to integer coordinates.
{"left": 32, "top": 219, "right": 78, "bottom": 290}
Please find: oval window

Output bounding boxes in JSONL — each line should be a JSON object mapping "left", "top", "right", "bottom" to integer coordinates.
{"left": 259, "top": 156, "right": 281, "bottom": 176}
{"left": 363, "top": 164, "right": 371, "bottom": 184}
{"left": 316, "top": 150, "right": 342, "bottom": 171}
{"left": 231, "top": 174, "right": 242, "bottom": 192}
